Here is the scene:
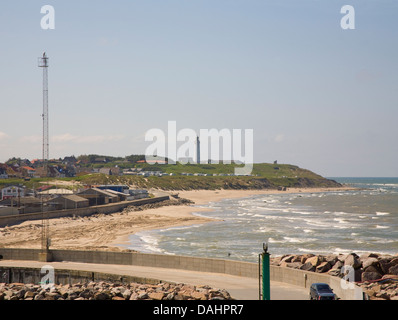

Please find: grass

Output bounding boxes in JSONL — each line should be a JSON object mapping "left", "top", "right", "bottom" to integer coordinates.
{"left": 0, "top": 163, "right": 340, "bottom": 191}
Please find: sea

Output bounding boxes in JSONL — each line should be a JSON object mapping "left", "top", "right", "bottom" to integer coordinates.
{"left": 125, "top": 178, "right": 398, "bottom": 263}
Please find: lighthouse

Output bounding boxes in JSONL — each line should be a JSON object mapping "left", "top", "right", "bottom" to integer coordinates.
{"left": 196, "top": 136, "right": 200, "bottom": 164}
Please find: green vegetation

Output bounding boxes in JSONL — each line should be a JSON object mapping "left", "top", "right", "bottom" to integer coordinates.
{"left": 0, "top": 157, "right": 341, "bottom": 191}
{"left": 70, "top": 171, "right": 340, "bottom": 191}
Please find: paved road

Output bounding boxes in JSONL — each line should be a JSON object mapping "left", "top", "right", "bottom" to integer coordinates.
{"left": 0, "top": 260, "right": 308, "bottom": 300}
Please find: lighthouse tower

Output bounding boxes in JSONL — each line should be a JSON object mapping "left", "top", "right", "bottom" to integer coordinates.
{"left": 196, "top": 136, "right": 200, "bottom": 164}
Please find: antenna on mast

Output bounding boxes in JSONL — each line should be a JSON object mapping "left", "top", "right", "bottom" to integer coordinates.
{"left": 38, "top": 52, "right": 51, "bottom": 261}
{"left": 38, "top": 52, "right": 49, "bottom": 169}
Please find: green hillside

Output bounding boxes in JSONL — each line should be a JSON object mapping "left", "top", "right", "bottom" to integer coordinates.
{"left": 0, "top": 162, "right": 341, "bottom": 191}
{"left": 75, "top": 162, "right": 341, "bottom": 190}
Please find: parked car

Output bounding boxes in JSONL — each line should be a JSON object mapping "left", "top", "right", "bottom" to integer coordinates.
{"left": 309, "top": 283, "right": 336, "bottom": 300}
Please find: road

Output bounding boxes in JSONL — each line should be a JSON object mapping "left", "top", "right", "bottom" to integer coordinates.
{"left": 0, "top": 260, "right": 308, "bottom": 300}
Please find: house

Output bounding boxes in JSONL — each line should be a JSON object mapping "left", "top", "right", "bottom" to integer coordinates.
{"left": 99, "top": 167, "right": 120, "bottom": 176}
{"left": 49, "top": 195, "right": 89, "bottom": 210}
{"left": 62, "top": 156, "right": 77, "bottom": 165}
{"left": 127, "top": 189, "right": 149, "bottom": 200}
{"left": 0, "top": 196, "right": 42, "bottom": 214}
{"left": 0, "top": 196, "right": 41, "bottom": 207}
{"left": 35, "top": 165, "right": 65, "bottom": 178}
{"left": 21, "top": 166, "right": 36, "bottom": 178}
{"left": 77, "top": 188, "right": 118, "bottom": 206}
{"left": 136, "top": 159, "right": 167, "bottom": 164}
{"left": 38, "top": 188, "right": 74, "bottom": 196}
{"left": 103, "top": 189, "right": 128, "bottom": 202}
{"left": 0, "top": 167, "right": 8, "bottom": 179}
{"left": 1, "top": 186, "right": 25, "bottom": 200}
{"left": 96, "top": 185, "right": 129, "bottom": 193}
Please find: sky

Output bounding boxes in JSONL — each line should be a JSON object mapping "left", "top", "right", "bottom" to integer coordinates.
{"left": 0, "top": 0, "right": 397, "bottom": 177}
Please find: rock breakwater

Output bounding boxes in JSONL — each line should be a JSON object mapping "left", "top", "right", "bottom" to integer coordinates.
{"left": 271, "top": 252, "right": 398, "bottom": 300}
{"left": 0, "top": 281, "right": 232, "bottom": 301}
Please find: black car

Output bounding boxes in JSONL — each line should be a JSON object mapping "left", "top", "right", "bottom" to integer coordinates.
{"left": 309, "top": 283, "right": 336, "bottom": 300}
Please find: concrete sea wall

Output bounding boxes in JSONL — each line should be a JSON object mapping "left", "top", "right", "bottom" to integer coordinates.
{"left": 0, "top": 248, "right": 363, "bottom": 299}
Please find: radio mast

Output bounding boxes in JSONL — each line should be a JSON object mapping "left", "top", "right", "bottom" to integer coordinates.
{"left": 38, "top": 52, "right": 50, "bottom": 260}
{"left": 38, "top": 52, "right": 49, "bottom": 170}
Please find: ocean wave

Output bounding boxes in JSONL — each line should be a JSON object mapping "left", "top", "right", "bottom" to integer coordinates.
{"left": 293, "top": 211, "right": 312, "bottom": 215}
{"left": 376, "top": 211, "right": 390, "bottom": 216}
{"left": 333, "top": 218, "right": 348, "bottom": 224}
{"left": 375, "top": 225, "right": 389, "bottom": 229}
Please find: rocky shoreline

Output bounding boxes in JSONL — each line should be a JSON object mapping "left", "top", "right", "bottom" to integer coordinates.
{"left": 271, "top": 252, "right": 398, "bottom": 300}
{"left": 0, "top": 281, "right": 232, "bottom": 301}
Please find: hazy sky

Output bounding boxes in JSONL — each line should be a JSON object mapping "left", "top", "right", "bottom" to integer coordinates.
{"left": 0, "top": 1, "right": 397, "bottom": 177}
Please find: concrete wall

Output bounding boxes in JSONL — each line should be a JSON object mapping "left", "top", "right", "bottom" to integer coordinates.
{"left": 0, "top": 196, "right": 169, "bottom": 227}
{"left": 0, "top": 248, "right": 364, "bottom": 299}
{"left": 0, "top": 266, "right": 164, "bottom": 286}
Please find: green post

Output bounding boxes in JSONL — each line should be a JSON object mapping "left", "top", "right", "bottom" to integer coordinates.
{"left": 261, "top": 242, "right": 271, "bottom": 300}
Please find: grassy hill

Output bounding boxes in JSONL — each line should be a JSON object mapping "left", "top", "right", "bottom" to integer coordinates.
{"left": 73, "top": 162, "right": 341, "bottom": 190}
{"left": 0, "top": 162, "right": 341, "bottom": 191}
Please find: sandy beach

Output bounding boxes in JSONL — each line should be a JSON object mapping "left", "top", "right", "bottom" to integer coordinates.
{"left": 0, "top": 187, "right": 354, "bottom": 252}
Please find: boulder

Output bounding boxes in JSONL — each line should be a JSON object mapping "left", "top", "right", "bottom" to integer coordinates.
{"left": 325, "top": 255, "right": 338, "bottom": 265}
{"left": 191, "top": 291, "right": 208, "bottom": 300}
{"left": 79, "top": 289, "right": 93, "bottom": 299}
{"left": 364, "top": 265, "right": 382, "bottom": 274}
{"left": 361, "top": 272, "right": 383, "bottom": 282}
{"left": 328, "top": 269, "right": 341, "bottom": 277}
{"left": 289, "top": 262, "right": 304, "bottom": 269}
{"left": 24, "top": 291, "right": 35, "bottom": 299}
{"left": 300, "top": 262, "right": 315, "bottom": 272}
{"left": 93, "top": 292, "right": 110, "bottom": 300}
{"left": 279, "top": 255, "right": 295, "bottom": 265}
{"left": 375, "top": 291, "right": 390, "bottom": 300}
{"left": 331, "top": 260, "right": 344, "bottom": 270}
{"left": 360, "top": 253, "right": 379, "bottom": 259}
{"left": 344, "top": 253, "right": 362, "bottom": 270}
{"left": 316, "top": 262, "right": 331, "bottom": 273}
{"left": 388, "top": 265, "right": 398, "bottom": 275}
{"left": 148, "top": 292, "right": 165, "bottom": 300}
{"left": 300, "top": 254, "right": 314, "bottom": 264}
{"left": 306, "top": 256, "right": 321, "bottom": 267}
{"left": 361, "top": 257, "right": 379, "bottom": 269}
{"left": 290, "top": 255, "right": 301, "bottom": 263}
{"left": 379, "top": 259, "right": 393, "bottom": 274}
{"left": 354, "top": 269, "right": 364, "bottom": 282}
{"left": 122, "top": 289, "right": 132, "bottom": 300}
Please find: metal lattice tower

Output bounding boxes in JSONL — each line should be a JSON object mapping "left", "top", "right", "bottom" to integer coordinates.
{"left": 38, "top": 52, "right": 49, "bottom": 167}
{"left": 38, "top": 52, "right": 50, "bottom": 254}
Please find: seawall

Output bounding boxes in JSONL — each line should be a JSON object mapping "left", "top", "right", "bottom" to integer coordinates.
{"left": 0, "top": 248, "right": 364, "bottom": 300}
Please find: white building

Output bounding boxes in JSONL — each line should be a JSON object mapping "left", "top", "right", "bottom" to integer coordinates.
{"left": 1, "top": 186, "right": 25, "bottom": 200}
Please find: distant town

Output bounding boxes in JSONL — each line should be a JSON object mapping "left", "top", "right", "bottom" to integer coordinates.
{"left": 0, "top": 154, "right": 257, "bottom": 217}
{"left": 0, "top": 154, "right": 254, "bottom": 180}
{"left": 0, "top": 154, "right": 342, "bottom": 218}
{"left": 0, "top": 154, "right": 159, "bottom": 217}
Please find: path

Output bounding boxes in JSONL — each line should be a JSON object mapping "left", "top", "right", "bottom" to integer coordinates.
{"left": 0, "top": 260, "right": 308, "bottom": 300}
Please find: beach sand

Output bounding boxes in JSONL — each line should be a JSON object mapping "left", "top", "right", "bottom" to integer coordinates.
{"left": 0, "top": 187, "right": 353, "bottom": 252}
